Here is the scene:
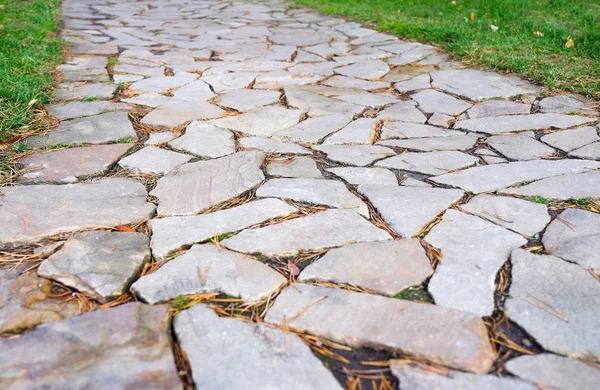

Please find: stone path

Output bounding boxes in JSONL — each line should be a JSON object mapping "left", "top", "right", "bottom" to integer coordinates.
{"left": 1, "top": 0, "right": 599, "bottom": 388}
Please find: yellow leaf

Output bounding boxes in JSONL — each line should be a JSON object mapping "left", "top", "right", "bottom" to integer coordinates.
{"left": 27, "top": 99, "right": 37, "bottom": 107}
{"left": 565, "top": 37, "right": 574, "bottom": 48}
{"left": 534, "top": 31, "right": 544, "bottom": 37}
{"left": 470, "top": 12, "right": 475, "bottom": 21}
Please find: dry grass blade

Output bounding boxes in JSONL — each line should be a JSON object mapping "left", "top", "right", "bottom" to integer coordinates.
{"left": 170, "top": 337, "right": 194, "bottom": 390}
{"left": 281, "top": 296, "right": 325, "bottom": 330}
{"left": 167, "top": 293, "right": 220, "bottom": 317}
{"left": 98, "top": 292, "right": 136, "bottom": 310}
{"left": 527, "top": 294, "right": 568, "bottom": 322}
{"left": 202, "top": 190, "right": 255, "bottom": 214}
{"left": 419, "top": 239, "right": 442, "bottom": 269}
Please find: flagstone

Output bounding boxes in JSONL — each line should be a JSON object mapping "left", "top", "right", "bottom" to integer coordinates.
{"left": 266, "top": 156, "right": 323, "bottom": 179}
{"left": 322, "top": 76, "right": 389, "bottom": 91}
{"left": 378, "top": 134, "right": 478, "bottom": 151}
{"left": 201, "top": 72, "right": 259, "bottom": 92}
{"left": 376, "top": 151, "right": 478, "bottom": 175}
{"left": 376, "top": 101, "right": 427, "bottom": 123}
{"left": 171, "top": 80, "right": 215, "bottom": 103}
{"left": 314, "top": 144, "right": 395, "bottom": 166}
{"left": 411, "top": 89, "right": 472, "bottom": 115}
{"left": 129, "top": 72, "right": 198, "bottom": 93}
{"left": 169, "top": 121, "right": 234, "bottom": 158}
{"left": 217, "top": 89, "right": 281, "bottom": 111}
{"left": 140, "top": 99, "right": 226, "bottom": 130}
{"left": 46, "top": 101, "right": 129, "bottom": 120}
{"left": 118, "top": 146, "right": 192, "bottom": 174}
{"left": 538, "top": 95, "right": 586, "bottom": 114}
{"left": 54, "top": 82, "right": 118, "bottom": 100}
{"left": 274, "top": 114, "right": 352, "bottom": 143}
{"left": 569, "top": 142, "right": 600, "bottom": 160}
{"left": 500, "top": 170, "right": 600, "bottom": 200}
{"left": 540, "top": 126, "right": 599, "bottom": 152}
{"left": 487, "top": 135, "right": 556, "bottom": 160}
{"left": 239, "top": 137, "right": 311, "bottom": 154}
{"left": 323, "top": 118, "right": 377, "bottom": 144}
{"left": 145, "top": 132, "right": 178, "bottom": 145}
{"left": 401, "top": 177, "right": 432, "bottom": 187}
{"left": 380, "top": 122, "right": 462, "bottom": 139}
{"left": 211, "top": 106, "right": 303, "bottom": 137}
{"left": 335, "top": 59, "right": 389, "bottom": 80}
{"left": 394, "top": 74, "right": 431, "bottom": 92}
{"left": 121, "top": 93, "right": 172, "bottom": 108}
{"left": 467, "top": 100, "right": 531, "bottom": 118}
{"left": 455, "top": 113, "right": 593, "bottom": 134}
{"left": 284, "top": 87, "right": 364, "bottom": 117}
{"left": 326, "top": 167, "right": 397, "bottom": 185}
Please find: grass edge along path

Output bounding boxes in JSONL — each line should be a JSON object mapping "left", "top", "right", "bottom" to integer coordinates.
{"left": 292, "top": 0, "right": 600, "bottom": 99}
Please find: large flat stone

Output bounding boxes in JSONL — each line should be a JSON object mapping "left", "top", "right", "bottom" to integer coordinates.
{"left": 313, "top": 144, "right": 395, "bottom": 166}
{"left": 376, "top": 151, "right": 478, "bottom": 175}
{"left": 129, "top": 72, "right": 198, "bottom": 92}
{"left": 378, "top": 134, "right": 478, "bottom": 151}
{"left": 118, "top": 146, "right": 192, "bottom": 174}
{"left": 150, "top": 151, "right": 265, "bottom": 216}
{"left": 133, "top": 244, "right": 286, "bottom": 304}
{"left": 487, "top": 135, "right": 556, "bottom": 160}
{"left": 46, "top": 101, "right": 129, "bottom": 120}
{"left": 169, "top": 121, "right": 235, "bottom": 158}
{"left": 411, "top": 89, "right": 472, "bottom": 115}
{"left": 467, "top": 100, "right": 531, "bottom": 118}
{"left": 54, "top": 82, "right": 117, "bottom": 100}
{"left": 538, "top": 95, "right": 586, "bottom": 114}
{"left": 266, "top": 156, "right": 323, "bottom": 179}
{"left": 171, "top": 80, "right": 215, "bottom": 103}
{"left": 334, "top": 59, "right": 389, "bottom": 79}
{"left": 26, "top": 111, "right": 136, "bottom": 147}
{"left": 542, "top": 208, "right": 600, "bottom": 272}
{"left": 377, "top": 101, "right": 427, "bottom": 123}
{"left": 431, "top": 159, "right": 600, "bottom": 193}
{"left": 38, "top": 231, "right": 150, "bottom": 303}
{"left": 500, "top": 170, "right": 600, "bottom": 200}
{"left": 217, "top": 89, "right": 281, "bottom": 111}
{"left": 299, "top": 239, "right": 432, "bottom": 295}
{"left": 358, "top": 185, "right": 464, "bottom": 237}
{"left": 18, "top": 144, "right": 131, "bottom": 183}
{"left": 150, "top": 199, "right": 297, "bottom": 261}
{"left": 174, "top": 305, "right": 342, "bottom": 389}
{"left": 506, "top": 249, "right": 600, "bottom": 357}
{"left": 455, "top": 113, "right": 593, "bottom": 134}
{"left": 426, "top": 210, "right": 527, "bottom": 316}
{"left": 394, "top": 73, "right": 431, "bottom": 92}
{"left": 0, "top": 303, "right": 181, "bottom": 389}
{"left": 140, "top": 99, "right": 226, "bottom": 130}
{"left": 211, "top": 106, "right": 303, "bottom": 137}
{"left": 265, "top": 284, "right": 495, "bottom": 373}
{"left": 569, "top": 142, "right": 600, "bottom": 160}
{"left": 240, "top": 137, "right": 311, "bottom": 154}
{"left": 274, "top": 114, "right": 352, "bottom": 143}
{"left": 121, "top": 93, "right": 172, "bottom": 108}
{"left": 222, "top": 209, "right": 391, "bottom": 256}
{"left": 380, "top": 122, "right": 464, "bottom": 139}
{"left": 284, "top": 87, "right": 364, "bottom": 117}
{"left": 323, "top": 118, "right": 377, "bottom": 144}
{"left": 326, "top": 167, "right": 398, "bottom": 185}
{"left": 0, "top": 179, "right": 155, "bottom": 245}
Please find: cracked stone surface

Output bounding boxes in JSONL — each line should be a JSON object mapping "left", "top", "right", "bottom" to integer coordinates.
{"left": 313, "top": 144, "right": 395, "bottom": 166}
{"left": 118, "top": 146, "right": 193, "bottom": 174}
{"left": 455, "top": 113, "right": 593, "bottom": 134}
{"left": 540, "top": 126, "right": 599, "bottom": 152}
{"left": 379, "top": 134, "right": 478, "bottom": 151}
{"left": 169, "top": 121, "right": 234, "bottom": 158}
{"left": 411, "top": 89, "right": 472, "bottom": 115}
{"left": 266, "top": 156, "right": 323, "bottom": 179}
{"left": 466, "top": 100, "right": 531, "bottom": 118}
{"left": 239, "top": 137, "right": 311, "bottom": 154}
{"left": 487, "top": 134, "right": 556, "bottom": 160}
{"left": 211, "top": 106, "right": 303, "bottom": 137}
{"left": 500, "top": 170, "right": 600, "bottom": 200}
{"left": 140, "top": 99, "right": 226, "bottom": 130}
{"left": 46, "top": 101, "right": 129, "bottom": 120}
{"left": 376, "top": 151, "right": 479, "bottom": 175}
{"left": 326, "top": 167, "right": 398, "bottom": 185}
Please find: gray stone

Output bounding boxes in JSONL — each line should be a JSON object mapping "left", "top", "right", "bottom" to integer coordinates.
{"left": 140, "top": 99, "right": 226, "bottom": 130}
{"left": 505, "top": 353, "right": 600, "bottom": 390}
{"left": 380, "top": 122, "right": 463, "bottom": 139}
{"left": 378, "top": 134, "right": 478, "bottom": 151}
{"left": 431, "top": 69, "right": 542, "bottom": 100}
{"left": 304, "top": 42, "right": 351, "bottom": 57}
{"left": 269, "top": 30, "right": 331, "bottom": 46}
{"left": 482, "top": 156, "right": 508, "bottom": 164}
{"left": 253, "top": 70, "right": 323, "bottom": 89}
{"left": 274, "top": 114, "right": 352, "bottom": 143}
{"left": 133, "top": 244, "right": 285, "bottom": 304}
{"left": 323, "top": 76, "right": 389, "bottom": 91}
{"left": 411, "top": 89, "right": 472, "bottom": 115}
{"left": 431, "top": 159, "right": 600, "bottom": 193}
{"left": 18, "top": 144, "right": 131, "bottom": 183}
{"left": 540, "top": 126, "right": 599, "bottom": 152}
{"left": 314, "top": 144, "right": 395, "bottom": 166}
{"left": 222, "top": 209, "right": 391, "bottom": 256}
{"left": 113, "top": 74, "right": 143, "bottom": 83}
{"left": 539, "top": 95, "right": 585, "bottom": 114}
{"left": 335, "top": 59, "right": 389, "bottom": 79}
{"left": 299, "top": 239, "right": 432, "bottom": 295}
{"left": 0, "top": 303, "right": 181, "bottom": 389}
{"left": 150, "top": 199, "right": 297, "bottom": 261}
{"left": 151, "top": 151, "right": 265, "bottom": 216}
{"left": 26, "top": 111, "right": 136, "bottom": 147}
{"left": 294, "top": 49, "right": 327, "bottom": 62}
{"left": 38, "top": 231, "right": 150, "bottom": 303}
{"left": 284, "top": 87, "right": 364, "bottom": 117}
{"left": 394, "top": 74, "right": 431, "bottom": 92}
{"left": 461, "top": 195, "right": 550, "bottom": 236}
{"left": 169, "top": 121, "right": 234, "bottom": 158}
{"left": 174, "top": 305, "right": 342, "bottom": 390}
{"left": 500, "top": 171, "right": 600, "bottom": 200}
{"left": 377, "top": 101, "right": 427, "bottom": 123}
{"left": 570, "top": 142, "right": 600, "bottom": 160}
{"left": 427, "top": 113, "right": 454, "bottom": 128}
{"left": 401, "top": 177, "right": 432, "bottom": 187}
{"left": 217, "top": 89, "right": 281, "bottom": 111}
{"left": 506, "top": 249, "right": 600, "bottom": 357}
{"left": 171, "top": 80, "right": 215, "bottom": 103}
{"left": 455, "top": 113, "right": 593, "bottom": 134}
{"left": 118, "top": 146, "right": 192, "bottom": 174}
{"left": 387, "top": 45, "right": 437, "bottom": 65}
{"left": 487, "top": 135, "right": 556, "bottom": 160}
{"left": 211, "top": 106, "right": 303, "bottom": 137}
{"left": 201, "top": 72, "right": 259, "bottom": 92}
{"left": 256, "top": 178, "right": 369, "bottom": 216}
{"left": 326, "top": 167, "right": 397, "bottom": 185}
{"left": 390, "top": 363, "right": 536, "bottom": 390}
{"left": 0, "top": 179, "right": 155, "bottom": 245}
{"left": 129, "top": 72, "right": 198, "bottom": 93}
{"left": 265, "top": 284, "right": 495, "bottom": 373}
{"left": 335, "top": 92, "right": 397, "bottom": 108}
{"left": 467, "top": 100, "right": 531, "bottom": 118}
{"left": 376, "top": 151, "right": 478, "bottom": 175}
{"left": 266, "top": 156, "right": 323, "bottom": 179}
{"left": 145, "top": 132, "right": 178, "bottom": 145}
{"left": 426, "top": 210, "right": 527, "bottom": 316}
{"left": 121, "top": 93, "right": 172, "bottom": 108}
{"left": 46, "top": 101, "right": 129, "bottom": 120}
{"left": 54, "top": 82, "right": 117, "bottom": 100}
{"left": 358, "top": 185, "right": 464, "bottom": 237}
{"left": 240, "top": 137, "right": 311, "bottom": 154}
{"left": 287, "top": 62, "right": 340, "bottom": 76}
{"left": 323, "top": 118, "right": 377, "bottom": 144}
{"left": 542, "top": 208, "right": 600, "bottom": 272}
{"left": 113, "top": 64, "right": 165, "bottom": 78}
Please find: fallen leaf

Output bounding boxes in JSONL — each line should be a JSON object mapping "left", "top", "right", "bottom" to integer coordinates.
{"left": 490, "top": 25, "right": 499, "bottom": 32}
{"left": 565, "top": 37, "right": 574, "bottom": 48}
{"left": 115, "top": 225, "right": 135, "bottom": 232}
{"left": 470, "top": 12, "right": 475, "bottom": 21}
{"left": 287, "top": 260, "right": 300, "bottom": 276}
{"left": 534, "top": 31, "right": 544, "bottom": 37}
{"left": 283, "top": 156, "right": 295, "bottom": 166}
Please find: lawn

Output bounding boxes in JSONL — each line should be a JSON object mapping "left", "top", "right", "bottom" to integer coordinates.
{"left": 294, "top": 0, "right": 600, "bottom": 99}
{"left": 0, "top": 0, "right": 63, "bottom": 142}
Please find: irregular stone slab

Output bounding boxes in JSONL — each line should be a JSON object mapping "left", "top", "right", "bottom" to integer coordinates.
{"left": 269, "top": 30, "right": 331, "bottom": 46}
{"left": 455, "top": 113, "right": 593, "bottom": 134}
{"left": 129, "top": 72, "right": 198, "bottom": 93}
{"left": 150, "top": 199, "right": 297, "bottom": 261}
{"left": 378, "top": 134, "right": 478, "bottom": 151}
{"left": 377, "top": 101, "right": 427, "bottom": 123}
{"left": 141, "top": 99, "right": 226, "bottom": 130}
{"left": 217, "top": 89, "right": 281, "bottom": 111}
{"left": 150, "top": 151, "right": 265, "bottom": 216}
{"left": 314, "top": 144, "right": 395, "bottom": 166}
{"left": 505, "top": 353, "right": 600, "bottom": 390}
{"left": 538, "top": 95, "right": 585, "bottom": 114}
{"left": 570, "top": 142, "right": 600, "bottom": 160}
{"left": 506, "top": 249, "right": 600, "bottom": 357}
{"left": 113, "top": 64, "right": 165, "bottom": 78}
{"left": 211, "top": 106, "right": 303, "bottom": 137}
{"left": 145, "top": 132, "right": 178, "bottom": 145}
{"left": 323, "top": 118, "right": 377, "bottom": 144}
{"left": 267, "top": 156, "right": 323, "bottom": 179}
{"left": 26, "top": 111, "right": 136, "bottom": 147}
{"left": 19, "top": 144, "right": 131, "bottom": 183}
{"left": 327, "top": 167, "right": 397, "bottom": 185}
{"left": 300, "top": 239, "right": 431, "bottom": 295}
{"left": 401, "top": 177, "right": 432, "bottom": 187}
{"left": 118, "top": 146, "right": 192, "bottom": 174}
{"left": 335, "top": 92, "right": 397, "bottom": 108}
{"left": 427, "top": 112, "right": 454, "bottom": 128}
{"left": 133, "top": 244, "right": 285, "bottom": 304}
{"left": 171, "top": 80, "right": 215, "bottom": 103}
{"left": 174, "top": 305, "right": 342, "bottom": 390}
{"left": 501, "top": 171, "right": 600, "bottom": 200}
{"left": 253, "top": 70, "right": 323, "bottom": 89}
{"left": 169, "top": 121, "right": 234, "bottom": 158}
{"left": 323, "top": 75, "right": 389, "bottom": 91}
{"left": 38, "top": 231, "right": 150, "bottom": 303}
{"left": 0, "top": 179, "right": 155, "bottom": 245}
{"left": 431, "top": 159, "right": 600, "bottom": 193}
{"left": 122, "top": 93, "right": 172, "bottom": 108}
{"left": 265, "top": 284, "right": 495, "bottom": 373}
{"left": 394, "top": 74, "right": 431, "bottom": 92}
{"left": 0, "top": 303, "right": 181, "bottom": 389}
{"left": 541, "top": 208, "right": 600, "bottom": 272}
{"left": 411, "top": 89, "right": 472, "bottom": 115}
{"left": 222, "top": 209, "right": 391, "bottom": 256}
{"left": 284, "top": 87, "right": 364, "bottom": 117}
{"left": 467, "top": 100, "right": 531, "bottom": 118}
{"left": 304, "top": 42, "right": 351, "bottom": 57}
{"left": 288, "top": 62, "right": 341, "bottom": 76}
{"left": 426, "top": 210, "right": 527, "bottom": 316}
{"left": 461, "top": 195, "right": 550, "bottom": 236}
{"left": 295, "top": 49, "right": 327, "bottom": 63}
{"left": 46, "top": 101, "right": 129, "bottom": 120}
{"left": 387, "top": 45, "right": 437, "bottom": 65}
{"left": 274, "top": 114, "right": 352, "bottom": 143}
{"left": 359, "top": 185, "right": 464, "bottom": 237}
{"left": 431, "top": 69, "right": 541, "bottom": 100}
{"left": 381, "top": 122, "right": 462, "bottom": 139}
{"left": 257, "top": 178, "right": 368, "bottom": 216}
{"left": 113, "top": 74, "right": 144, "bottom": 83}
{"left": 201, "top": 72, "right": 259, "bottom": 92}
{"left": 240, "top": 137, "right": 310, "bottom": 154}
{"left": 487, "top": 135, "right": 556, "bottom": 160}
{"left": 54, "top": 82, "right": 117, "bottom": 100}
{"left": 390, "top": 363, "right": 536, "bottom": 390}
{"left": 335, "top": 59, "right": 389, "bottom": 79}
{"left": 376, "top": 151, "right": 478, "bottom": 175}
{"left": 540, "top": 126, "right": 599, "bottom": 152}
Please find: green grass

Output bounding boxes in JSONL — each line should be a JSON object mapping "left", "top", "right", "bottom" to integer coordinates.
{"left": 528, "top": 195, "right": 551, "bottom": 205}
{"left": 394, "top": 286, "right": 434, "bottom": 303}
{"left": 294, "top": 0, "right": 600, "bottom": 98}
{"left": 0, "top": 0, "right": 63, "bottom": 141}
